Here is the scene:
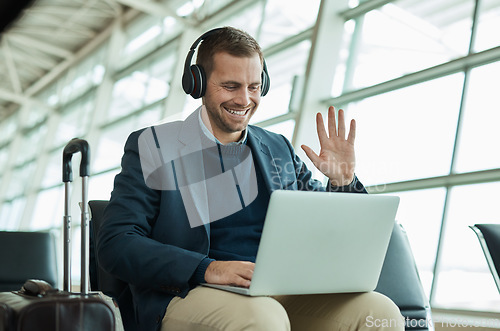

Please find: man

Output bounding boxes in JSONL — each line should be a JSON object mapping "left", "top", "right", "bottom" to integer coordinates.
{"left": 97, "top": 26, "right": 403, "bottom": 330}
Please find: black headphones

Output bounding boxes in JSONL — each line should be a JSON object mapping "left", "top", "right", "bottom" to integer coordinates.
{"left": 182, "top": 28, "right": 270, "bottom": 99}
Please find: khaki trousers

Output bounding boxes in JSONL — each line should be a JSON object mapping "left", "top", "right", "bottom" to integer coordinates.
{"left": 162, "top": 286, "right": 404, "bottom": 331}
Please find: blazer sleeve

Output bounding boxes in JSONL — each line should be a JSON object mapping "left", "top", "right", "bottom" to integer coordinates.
{"left": 96, "top": 130, "right": 206, "bottom": 297}
{"left": 327, "top": 176, "right": 367, "bottom": 193}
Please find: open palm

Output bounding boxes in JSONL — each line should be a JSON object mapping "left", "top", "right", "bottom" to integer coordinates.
{"left": 301, "top": 106, "right": 356, "bottom": 187}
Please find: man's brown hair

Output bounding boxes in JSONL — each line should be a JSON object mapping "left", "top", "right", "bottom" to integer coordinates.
{"left": 196, "top": 26, "right": 263, "bottom": 79}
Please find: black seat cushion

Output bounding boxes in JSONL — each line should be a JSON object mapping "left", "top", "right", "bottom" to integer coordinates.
{"left": 0, "top": 231, "right": 57, "bottom": 292}
{"left": 375, "top": 224, "right": 432, "bottom": 330}
{"left": 89, "top": 200, "right": 137, "bottom": 331}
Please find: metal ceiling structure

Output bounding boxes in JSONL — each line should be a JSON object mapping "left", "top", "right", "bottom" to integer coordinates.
{"left": 0, "top": 0, "right": 116, "bottom": 120}
{"left": 0, "top": 0, "right": 215, "bottom": 122}
{"left": 0, "top": 0, "right": 477, "bottom": 122}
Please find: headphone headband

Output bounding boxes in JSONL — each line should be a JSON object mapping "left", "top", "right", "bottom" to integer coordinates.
{"left": 182, "top": 28, "right": 270, "bottom": 99}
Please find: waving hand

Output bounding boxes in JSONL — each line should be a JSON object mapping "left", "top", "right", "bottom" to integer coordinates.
{"left": 301, "top": 106, "right": 356, "bottom": 187}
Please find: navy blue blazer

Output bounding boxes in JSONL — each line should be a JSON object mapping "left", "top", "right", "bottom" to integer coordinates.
{"left": 97, "top": 108, "right": 366, "bottom": 330}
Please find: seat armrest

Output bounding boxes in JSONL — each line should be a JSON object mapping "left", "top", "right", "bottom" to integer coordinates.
{"left": 470, "top": 224, "right": 500, "bottom": 293}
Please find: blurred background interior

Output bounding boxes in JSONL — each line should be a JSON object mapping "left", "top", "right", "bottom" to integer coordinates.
{"left": 0, "top": 0, "right": 499, "bottom": 329}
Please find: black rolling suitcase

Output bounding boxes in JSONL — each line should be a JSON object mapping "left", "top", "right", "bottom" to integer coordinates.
{"left": 0, "top": 138, "right": 115, "bottom": 331}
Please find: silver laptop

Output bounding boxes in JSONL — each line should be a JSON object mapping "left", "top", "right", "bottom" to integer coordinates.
{"left": 203, "top": 190, "right": 399, "bottom": 296}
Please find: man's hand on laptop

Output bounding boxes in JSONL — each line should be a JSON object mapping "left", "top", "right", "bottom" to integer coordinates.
{"left": 205, "top": 261, "right": 254, "bottom": 288}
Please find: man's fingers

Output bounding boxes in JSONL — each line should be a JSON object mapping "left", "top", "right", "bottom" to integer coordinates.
{"left": 337, "top": 108, "right": 346, "bottom": 139}
{"left": 230, "top": 262, "right": 254, "bottom": 288}
{"left": 327, "top": 106, "right": 337, "bottom": 138}
{"left": 237, "top": 262, "right": 254, "bottom": 280}
{"left": 316, "top": 112, "right": 328, "bottom": 143}
{"left": 301, "top": 144, "right": 320, "bottom": 166}
{"left": 347, "top": 119, "right": 356, "bottom": 144}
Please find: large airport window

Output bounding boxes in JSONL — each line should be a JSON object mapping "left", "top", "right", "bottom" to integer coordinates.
{"left": 433, "top": 182, "right": 500, "bottom": 312}
{"left": 342, "top": 0, "right": 474, "bottom": 91}
{"left": 344, "top": 74, "right": 463, "bottom": 186}
{"left": 454, "top": 62, "right": 500, "bottom": 173}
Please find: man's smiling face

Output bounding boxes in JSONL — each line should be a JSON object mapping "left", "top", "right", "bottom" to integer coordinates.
{"left": 202, "top": 52, "right": 262, "bottom": 144}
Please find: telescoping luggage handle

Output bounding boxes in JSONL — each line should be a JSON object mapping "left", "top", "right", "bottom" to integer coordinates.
{"left": 62, "top": 138, "right": 90, "bottom": 295}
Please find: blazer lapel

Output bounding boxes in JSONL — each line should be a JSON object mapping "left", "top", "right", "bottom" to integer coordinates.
{"left": 176, "top": 108, "right": 213, "bottom": 235}
{"left": 247, "top": 127, "right": 282, "bottom": 193}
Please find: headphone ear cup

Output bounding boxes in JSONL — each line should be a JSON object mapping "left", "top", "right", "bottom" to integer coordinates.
{"left": 182, "top": 67, "right": 194, "bottom": 95}
{"left": 260, "top": 60, "right": 270, "bottom": 97}
{"left": 261, "top": 70, "right": 270, "bottom": 97}
{"left": 190, "top": 65, "right": 206, "bottom": 99}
